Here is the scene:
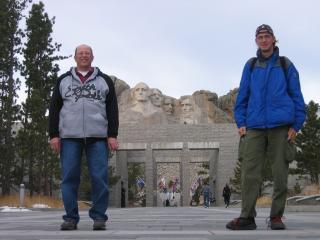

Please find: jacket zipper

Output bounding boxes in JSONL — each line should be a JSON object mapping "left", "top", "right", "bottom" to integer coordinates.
{"left": 82, "top": 74, "right": 96, "bottom": 139}
{"left": 264, "top": 56, "right": 276, "bottom": 129}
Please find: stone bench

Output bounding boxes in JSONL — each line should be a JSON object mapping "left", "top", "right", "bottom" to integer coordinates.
{"left": 287, "top": 195, "right": 320, "bottom": 205}
{"left": 229, "top": 200, "right": 241, "bottom": 205}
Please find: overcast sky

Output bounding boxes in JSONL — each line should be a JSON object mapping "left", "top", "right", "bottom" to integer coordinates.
{"left": 24, "top": 0, "right": 320, "bottom": 103}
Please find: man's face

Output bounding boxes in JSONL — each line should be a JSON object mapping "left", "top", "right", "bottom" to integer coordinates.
{"left": 255, "top": 31, "right": 275, "bottom": 52}
{"left": 74, "top": 45, "right": 94, "bottom": 69}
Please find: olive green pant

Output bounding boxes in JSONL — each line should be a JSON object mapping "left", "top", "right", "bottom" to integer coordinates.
{"left": 239, "top": 126, "right": 294, "bottom": 218}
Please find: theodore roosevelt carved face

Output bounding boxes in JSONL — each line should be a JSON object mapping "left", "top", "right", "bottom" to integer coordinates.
{"left": 163, "top": 97, "right": 174, "bottom": 115}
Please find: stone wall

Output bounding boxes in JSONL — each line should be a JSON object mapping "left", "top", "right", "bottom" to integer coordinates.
{"left": 109, "top": 123, "right": 239, "bottom": 207}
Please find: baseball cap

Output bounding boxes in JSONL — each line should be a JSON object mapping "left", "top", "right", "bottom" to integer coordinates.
{"left": 255, "top": 24, "right": 274, "bottom": 36}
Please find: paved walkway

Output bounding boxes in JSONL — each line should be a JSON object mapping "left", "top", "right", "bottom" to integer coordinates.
{"left": 0, "top": 207, "right": 320, "bottom": 240}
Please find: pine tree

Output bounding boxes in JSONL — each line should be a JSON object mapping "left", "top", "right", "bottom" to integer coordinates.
{"left": 128, "top": 163, "right": 145, "bottom": 206}
{"left": 17, "top": 1, "right": 66, "bottom": 196}
{"left": 197, "top": 162, "right": 209, "bottom": 183}
{"left": 295, "top": 101, "right": 320, "bottom": 184}
{"left": 0, "top": 0, "right": 28, "bottom": 195}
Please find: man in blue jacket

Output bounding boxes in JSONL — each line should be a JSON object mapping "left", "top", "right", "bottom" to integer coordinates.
{"left": 226, "top": 25, "right": 305, "bottom": 230}
{"left": 49, "top": 44, "right": 119, "bottom": 231}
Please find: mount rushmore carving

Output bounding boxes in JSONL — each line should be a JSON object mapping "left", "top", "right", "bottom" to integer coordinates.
{"left": 110, "top": 75, "right": 238, "bottom": 125}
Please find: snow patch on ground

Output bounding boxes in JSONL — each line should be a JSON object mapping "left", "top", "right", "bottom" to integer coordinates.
{"left": 0, "top": 203, "right": 52, "bottom": 212}
{"left": 0, "top": 206, "right": 32, "bottom": 212}
{"left": 32, "top": 204, "right": 51, "bottom": 208}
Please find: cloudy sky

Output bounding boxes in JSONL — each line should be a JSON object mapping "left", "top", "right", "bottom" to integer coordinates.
{"left": 26, "top": 0, "right": 319, "bottom": 103}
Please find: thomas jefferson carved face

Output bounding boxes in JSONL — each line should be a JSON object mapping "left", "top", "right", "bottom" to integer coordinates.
{"left": 149, "top": 88, "right": 163, "bottom": 107}
{"left": 133, "top": 82, "right": 149, "bottom": 102}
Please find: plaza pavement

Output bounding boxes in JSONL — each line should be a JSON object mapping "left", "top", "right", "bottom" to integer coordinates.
{"left": 0, "top": 206, "right": 320, "bottom": 240}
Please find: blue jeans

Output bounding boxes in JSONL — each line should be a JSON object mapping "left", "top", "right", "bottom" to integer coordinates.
{"left": 60, "top": 138, "right": 109, "bottom": 223}
{"left": 204, "top": 193, "right": 210, "bottom": 207}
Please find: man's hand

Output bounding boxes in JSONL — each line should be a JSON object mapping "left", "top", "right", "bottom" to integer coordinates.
{"left": 108, "top": 137, "right": 119, "bottom": 151}
{"left": 50, "top": 137, "right": 60, "bottom": 154}
{"left": 238, "top": 126, "right": 246, "bottom": 136}
{"left": 287, "top": 127, "right": 297, "bottom": 142}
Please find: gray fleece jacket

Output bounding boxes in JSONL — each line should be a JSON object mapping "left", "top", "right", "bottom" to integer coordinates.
{"left": 49, "top": 67, "right": 119, "bottom": 139}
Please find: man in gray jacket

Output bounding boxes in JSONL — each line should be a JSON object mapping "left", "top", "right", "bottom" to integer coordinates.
{"left": 49, "top": 44, "right": 119, "bottom": 231}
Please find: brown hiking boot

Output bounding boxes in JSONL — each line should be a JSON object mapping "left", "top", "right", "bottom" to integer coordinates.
{"left": 93, "top": 220, "right": 106, "bottom": 230}
{"left": 226, "top": 217, "right": 257, "bottom": 230}
{"left": 268, "top": 216, "right": 286, "bottom": 230}
{"left": 60, "top": 219, "right": 77, "bottom": 230}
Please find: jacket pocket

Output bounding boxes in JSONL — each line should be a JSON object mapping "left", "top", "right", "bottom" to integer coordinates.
{"left": 286, "top": 141, "right": 296, "bottom": 163}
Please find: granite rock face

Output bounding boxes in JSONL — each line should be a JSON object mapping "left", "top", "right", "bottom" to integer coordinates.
{"left": 111, "top": 77, "right": 237, "bottom": 125}
{"left": 218, "top": 88, "right": 238, "bottom": 120}
{"left": 110, "top": 75, "right": 130, "bottom": 97}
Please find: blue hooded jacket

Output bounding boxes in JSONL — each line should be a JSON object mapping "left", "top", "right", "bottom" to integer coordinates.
{"left": 234, "top": 47, "right": 306, "bottom": 131}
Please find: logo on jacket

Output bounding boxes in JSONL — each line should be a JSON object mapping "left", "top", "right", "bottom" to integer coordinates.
{"left": 65, "top": 84, "right": 102, "bottom": 102}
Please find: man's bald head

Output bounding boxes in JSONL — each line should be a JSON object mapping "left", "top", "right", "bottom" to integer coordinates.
{"left": 74, "top": 44, "right": 93, "bottom": 56}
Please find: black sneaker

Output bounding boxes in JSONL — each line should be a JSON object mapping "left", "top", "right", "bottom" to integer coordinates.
{"left": 60, "top": 219, "right": 77, "bottom": 230}
{"left": 226, "top": 217, "right": 257, "bottom": 230}
{"left": 93, "top": 220, "right": 106, "bottom": 230}
{"left": 268, "top": 216, "right": 286, "bottom": 230}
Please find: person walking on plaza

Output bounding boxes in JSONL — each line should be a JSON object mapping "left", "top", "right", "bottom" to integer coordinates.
{"left": 226, "top": 24, "right": 306, "bottom": 230}
{"left": 49, "top": 44, "right": 119, "bottom": 231}
{"left": 222, "top": 183, "right": 231, "bottom": 208}
{"left": 202, "top": 181, "right": 210, "bottom": 208}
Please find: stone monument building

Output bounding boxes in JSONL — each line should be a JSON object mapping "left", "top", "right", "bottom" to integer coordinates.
{"left": 108, "top": 77, "right": 239, "bottom": 207}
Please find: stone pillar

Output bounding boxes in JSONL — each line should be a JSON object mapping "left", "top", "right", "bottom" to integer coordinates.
{"left": 145, "top": 143, "right": 154, "bottom": 206}
{"left": 19, "top": 184, "right": 25, "bottom": 208}
{"left": 210, "top": 149, "right": 219, "bottom": 201}
{"left": 216, "top": 134, "right": 238, "bottom": 205}
{"left": 114, "top": 151, "right": 128, "bottom": 208}
{"left": 181, "top": 142, "right": 191, "bottom": 206}
{"left": 107, "top": 153, "right": 117, "bottom": 207}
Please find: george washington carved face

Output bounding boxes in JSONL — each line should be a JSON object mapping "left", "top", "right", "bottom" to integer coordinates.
{"left": 132, "top": 82, "right": 149, "bottom": 102}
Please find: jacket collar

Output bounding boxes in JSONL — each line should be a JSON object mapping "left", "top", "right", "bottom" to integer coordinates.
{"left": 257, "top": 46, "right": 279, "bottom": 61}
{"left": 70, "top": 67, "right": 99, "bottom": 83}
